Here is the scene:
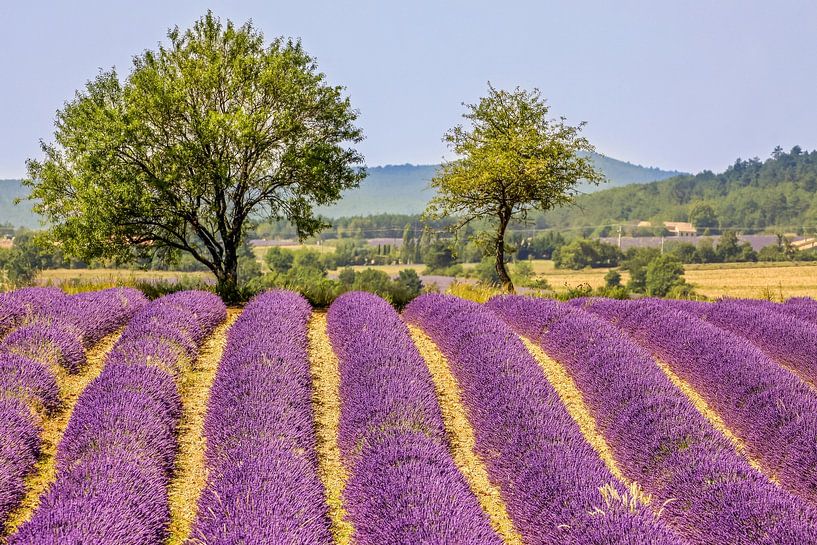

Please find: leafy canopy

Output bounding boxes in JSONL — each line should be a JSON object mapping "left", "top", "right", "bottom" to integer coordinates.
{"left": 424, "top": 84, "right": 603, "bottom": 290}
{"left": 26, "top": 12, "right": 364, "bottom": 299}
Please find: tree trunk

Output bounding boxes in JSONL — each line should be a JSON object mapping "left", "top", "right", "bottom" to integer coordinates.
{"left": 215, "top": 253, "right": 240, "bottom": 304}
{"left": 495, "top": 215, "right": 514, "bottom": 292}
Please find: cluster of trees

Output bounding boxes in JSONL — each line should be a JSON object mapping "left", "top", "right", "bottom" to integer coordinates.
{"left": 256, "top": 246, "right": 423, "bottom": 306}
{"left": 551, "top": 230, "right": 817, "bottom": 272}
{"left": 543, "top": 147, "right": 817, "bottom": 234}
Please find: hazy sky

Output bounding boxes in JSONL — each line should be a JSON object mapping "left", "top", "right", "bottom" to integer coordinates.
{"left": 1, "top": 1, "right": 815, "bottom": 178}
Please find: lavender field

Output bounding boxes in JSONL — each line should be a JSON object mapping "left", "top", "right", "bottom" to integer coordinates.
{"left": 1, "top": 287, "right": 816, "bottom": 544}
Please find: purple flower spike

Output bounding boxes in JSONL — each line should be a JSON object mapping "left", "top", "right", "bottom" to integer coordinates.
{"left": 403, "top": 294, "right": 683, "bottom": 545}
{"left": 3, "top": 323, "right": 86, "bottom": 372}
{"left": 582, "top": 297, "right": 817, "bottom": 506}
{"left": 0, "top": 353, "right": 60, "bottom": 415}
{"left": 328, "top": 291, "right": 503, "bottom": 545}
{"left": 488, "top": 295, "right": 817, "bottom": 544}
{"left": 10, "top": 290, "right": 225, "bottom": 544}
{"left": 190, "top": 289, "right": 333, "bottom": 544}
{"left": 0, "top": 397, "right": 41, "bottom": 524}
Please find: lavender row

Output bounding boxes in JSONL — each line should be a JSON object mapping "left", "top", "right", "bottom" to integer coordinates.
{"left": 403, "top": 294, "right": 682, "bottom": 545}
{"left": 189, "top": 290, "right": 332, "bottom": 544}
{"left": 2, "top": 287, "right": 148, "bottom": 372}
{"left": 489, "top": 295, "right": 817, "bottom": 544}
{"left": 9, "top": 290, "right": 225, "bottom": 545}
{"left": 0, "top": 288, "right": 146, "bottom": 528}
{"left": 327, "top": 291, "right": 499, "bottom": 544}
{"left": 581, "top": 298, "right": 817, "bottom": 504}
{"left": 687, "top": 299, "right": 817, "bottom": 388}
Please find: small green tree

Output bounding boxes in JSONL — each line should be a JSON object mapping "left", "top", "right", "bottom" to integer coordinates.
{"left": 554, "top": 239, "right": 621, "bottom": 269}
{"left": 424, "top": 85, "right": 604, "bottom": 291}
{"left": 396, "top": 269, "right": 423, "bottom": 295}
{"left": 604, "top": 269, "right": 621, "bottom": 288}
{"left": 622, "top": 247, "right": 661, "bottom": 293}
{"left": 264, "top": 246, "right": 294, "bottom": 274}
{"left": 24, "top": 12, "right": 364, "bottom": 301}
{"left": 689, "top": 203, "right": 719, "bottom": 233}
{"left": 645, "top": 255, "right": 686, "bottom": 296}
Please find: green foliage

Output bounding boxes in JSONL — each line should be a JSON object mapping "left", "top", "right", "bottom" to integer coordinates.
{"left": 604, "top": 269, "right": 622, "bottom": 287}
{"left": 542, "top": 147, "right": 817, "bottom": 233}
{"left": 688, "top": 203, "right": 719, "bottom": 232}
{"left": 473, "top": 257, "right": 501, "bottom": 285}
{"left": 622, "top": 247, "right": 661, "bottom": 293}
{"left": 665, "top": 242, "right": 697, "bottom": 263}
{"left": 25, "top": 12, "right": 364, "bottom": 301}
{"left": 397, "top": 268, "right": 423, "bottom": 295}
{"left": 553, "top": 239, "right": 622, "bottom": 269}
{"left": 513, "top": 230, "right": 566, "bottom": 260}
{"left": 424, "top": 84, "right": 604, "bottom": 291}
{"left": 645, "top": 255, "right": 686, "bottom": 297}
{"left": 512, "top": 260, "right": 535, "bottom": 285}
{"left": 247, "top": 262, "right": 422, "bottom": 308}
{"left": 421, "top": 241, "right": 456, "bottom": 272}
{"left": 264, "top": 246, "right": 294, "bottom": 274}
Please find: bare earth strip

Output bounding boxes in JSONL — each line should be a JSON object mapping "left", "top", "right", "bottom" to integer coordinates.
{"left": 408, "top": 325, "right": 524, "bottom": 545}
{"left": 307, "top": 312, "right": 354, "bottom": 545}
{"left": 1, "top": 329, "right": 123, "bottom": 538}
{"left": 654, "top": 359, "right": 778, "bottom": 483}
{"left": 165, "top": 308, "right": 242, "bottom": 545}
{"left": 520, "top": 337, "right": 636, "bottom": 490}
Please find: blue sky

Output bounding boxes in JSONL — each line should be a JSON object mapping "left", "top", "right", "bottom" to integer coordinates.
{"left": 1, "top": 0, "right": 815, "bottom": 178}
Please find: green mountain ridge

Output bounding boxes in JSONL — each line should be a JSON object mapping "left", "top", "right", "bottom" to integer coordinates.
{"left": 317, "top": 152, "right": 685, "bottom": 217}
{"left": 541, "top": 146, "right": 817, "bottom": 234}
{"left": 0, "top": 152, "right": 684, "bottom": 228}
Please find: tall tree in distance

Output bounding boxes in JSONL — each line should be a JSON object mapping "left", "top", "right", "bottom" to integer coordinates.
{"left": 424, "top": 84, "right": 604, "bottom": 291}
{"left": 25, "top": 12, "right": 364, "bottom": 301}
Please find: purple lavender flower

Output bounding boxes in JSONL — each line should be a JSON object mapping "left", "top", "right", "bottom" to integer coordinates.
{"left": 190, "top": 290, "right": 332, "bottom": 545}
{"left": 583, "top": 297, "right": 817, "bottom": 505}
{"left": 0, "top": 397, "right": 41, "bottom": 524}
{"left": 10, "top": 291, "right": 225, "bottom": 544}
{"left": 404, "top": 294, "right": 683, "bottom": 545}
{"left": 3, "top": 323, "right": 86, "bottom": 372}
{"left": 329, "top": 291, "right": 500, "bottom": 545}
{"left": 0, "top": 353, "right": 60, "bottom": 415}
{"left": 488, "top": 295, "right": 817, "bottom": 544}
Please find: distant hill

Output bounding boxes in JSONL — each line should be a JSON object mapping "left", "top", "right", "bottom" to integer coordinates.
{"left": 0, "top": 152, "right": 683, "bottom": 228}
{"left": 317, "top": 152, "right": 685, "bottom": 218}
{"left": 0, "top": 180, "right": 36, "bottom": 228}
{"left": 541, "top": 147, "right": 817, "bottom": 233}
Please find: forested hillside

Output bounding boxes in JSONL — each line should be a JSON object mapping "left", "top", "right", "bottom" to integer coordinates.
{"left": 0, "top": 180, "right": 35, "bottom": 228}
{"left": 542, "top": 147, "right": 817, "bottom": 233}
{"left": 317, "top": 152, "right": 684, "bottom": 217}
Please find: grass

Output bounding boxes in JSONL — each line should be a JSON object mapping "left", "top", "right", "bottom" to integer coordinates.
{"left": 409, "top": 325, "right": 523, "bottom": 545}
{"left": 307, "top": 312, "right": 354, "bottom": 545}
{"left": 38, "top": 268, "right": 208, "bottom": 288}
{"left": 165, "top": 309, "right": 242, "bottom": 545}
{"left": 2, "top": 330, "right": 123, "bottom": 537}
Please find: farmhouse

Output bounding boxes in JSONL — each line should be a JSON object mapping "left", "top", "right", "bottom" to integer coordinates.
{"left": 663, "top": 221, "right": 697, "bottom": 237}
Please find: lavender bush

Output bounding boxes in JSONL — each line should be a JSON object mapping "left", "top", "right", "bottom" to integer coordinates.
{"left": 489, "top": 295, "right": 817, "bottom": 544}
{"left": 582, "top": 297, "right": 817, "bottom": 505}
{"left": 329, "top": 291, "right": 500, "bottom": 545}
{"left": 403, "top": 294, "right": 681, "bottom": 545}
{"left": 189, "top": 290, "right": 332, "bottom": 544}
{"left": 0, "top": 397, "right": 41, "bottom": 526}
{"left": 10, "top": 290, "right": 224, "bottom": 545}
{"left": 0, "top": 287, "right": 145, "bottom": 530}
{"left": 696, "top": 299, "right": 817, "bottom": 387}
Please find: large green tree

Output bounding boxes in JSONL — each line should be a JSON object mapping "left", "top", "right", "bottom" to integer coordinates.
{"left": 25, "top": 12, "right": 364, "bottom": 301}
{"left": 424, "top": 85, "right": 604, "bottom": 291}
